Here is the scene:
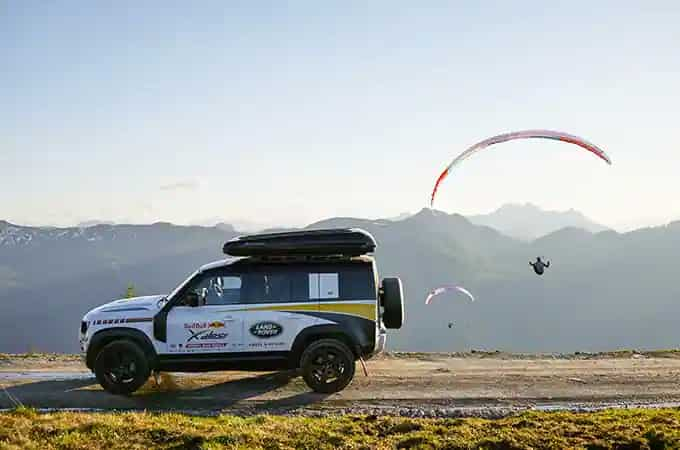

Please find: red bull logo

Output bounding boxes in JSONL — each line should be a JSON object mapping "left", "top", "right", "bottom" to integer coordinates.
{"left": 184, "top": 321, "right": 225, "bottom": 330}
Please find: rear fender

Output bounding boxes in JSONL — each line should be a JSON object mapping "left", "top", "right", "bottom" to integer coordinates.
{"left": 289, "top": 324, "right": 361, "bottom": 367}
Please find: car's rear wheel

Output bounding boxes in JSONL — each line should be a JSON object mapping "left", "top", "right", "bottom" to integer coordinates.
{"left": 300, "top": 339, "right": 355, "bottom": 394}
{"left": 94, "top": 340, "right": 150, "bottom": 395}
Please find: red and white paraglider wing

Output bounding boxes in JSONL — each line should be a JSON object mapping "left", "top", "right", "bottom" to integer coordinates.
{"left": 430, "top": 130, "right": 611, "bottom": 206}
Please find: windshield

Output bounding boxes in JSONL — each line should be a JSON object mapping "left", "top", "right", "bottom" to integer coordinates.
{"left": 167, "top": 270, "right": 199, "bottom": 301}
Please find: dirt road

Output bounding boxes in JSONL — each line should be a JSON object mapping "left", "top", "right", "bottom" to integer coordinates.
{"left": 2, "top": 352, "right": 680, "bottom": 417}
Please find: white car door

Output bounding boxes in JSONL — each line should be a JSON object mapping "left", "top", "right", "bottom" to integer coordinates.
{"left": 166, "top": 305, "right": 242, "bottom": 354}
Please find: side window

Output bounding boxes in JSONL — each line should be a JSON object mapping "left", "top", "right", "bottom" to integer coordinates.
{"left": 210, "top": 275, "right": 242, "bottom": 305}
{"left": 201, "top": 274, "right": 243, "bottom": 305}
{"left": 178, "top": 271, "right": 242, "bottom": 306}
{"left": 242, "top": 267, "right": 292, "bottom": 304}
{"left": 240, "top": 266, "right": 313, "bottom": 304}
{"left": 290, "top": 271, "right": 310, "bottom": 302}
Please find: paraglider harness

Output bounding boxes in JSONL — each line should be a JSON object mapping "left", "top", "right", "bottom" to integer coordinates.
{"left": 530, "top": 257, "right": 550, "bottom": 275}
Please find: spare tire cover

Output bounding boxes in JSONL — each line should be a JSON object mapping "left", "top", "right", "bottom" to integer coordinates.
{"left": 382, "top": 277, "right": 404, "bottom": 329}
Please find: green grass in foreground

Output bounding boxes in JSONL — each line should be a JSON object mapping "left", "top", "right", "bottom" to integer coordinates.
{"left": 1, "top": 407, "right": 680, "bottom": 449}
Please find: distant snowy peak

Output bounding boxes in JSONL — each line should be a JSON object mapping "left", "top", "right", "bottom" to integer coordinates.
{"left": 385, "top": 212, "right": 413, "bottom": 222}
{"left": 77, "top": 220, "right": 115, "bottom": 227}
{"left": 0, "top": 220, "right": 240, "bottom": 248}
{"left": 0, "top": 222, "right": 109, "bottom": 247}
{"left": 468, "top": 203, "right": 609, "bottom": 241}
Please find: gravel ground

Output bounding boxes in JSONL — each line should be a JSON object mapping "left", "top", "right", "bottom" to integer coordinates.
{"left": 2, "top": 352, "right": 680, "bottom": 417}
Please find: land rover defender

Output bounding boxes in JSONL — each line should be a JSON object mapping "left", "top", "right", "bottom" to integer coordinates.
{"left": 80, "top": 228, "right": 404, "bottom": 395}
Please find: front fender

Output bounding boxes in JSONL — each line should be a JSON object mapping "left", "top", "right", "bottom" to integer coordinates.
{"left": 86, "top": 327, "right": 157, "bottom": 369}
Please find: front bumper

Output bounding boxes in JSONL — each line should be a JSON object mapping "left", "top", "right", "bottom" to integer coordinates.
{"left": 79, "top": 321, "right": 89, "bottom": 353}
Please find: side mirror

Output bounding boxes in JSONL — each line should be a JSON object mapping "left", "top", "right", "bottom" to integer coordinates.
{"left": 185, "top": 292, "right": 200, "bottom": 307}
{"left": 156, "top": 297, "right": 167, "bottom": 309}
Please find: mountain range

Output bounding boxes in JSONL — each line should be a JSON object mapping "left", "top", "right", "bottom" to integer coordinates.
{"left": 64, "top": 204, "right": 611, "bottom": 242}
{"left": 468, "top": 203, "right": 609, "bottom": 240}
{"left": 1, "top": 207, "right": 679, "bottom": 354}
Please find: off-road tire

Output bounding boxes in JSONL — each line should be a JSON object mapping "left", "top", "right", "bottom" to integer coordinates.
{"left": 94, "top": 340, "right": 150, "bottom": 395}
{"left": 300, "top": 339, "right": 356, "bottom": 394}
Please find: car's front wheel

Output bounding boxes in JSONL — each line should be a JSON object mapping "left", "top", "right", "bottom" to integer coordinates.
{"left": 94, "top": 340, "right": 150, "bottom": 395}
{"left": 300, "top": 339, "right": 356, "bottom": 394}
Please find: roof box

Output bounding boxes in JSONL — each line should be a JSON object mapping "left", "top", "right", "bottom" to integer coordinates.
{"left": 223, "top": 228, "right": 376, "bottom": 257}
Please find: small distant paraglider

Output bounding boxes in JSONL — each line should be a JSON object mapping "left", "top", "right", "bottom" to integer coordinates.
{"left": 530, "top": 257, "right": 551, "bottom": 275}
{"left": 430, "top": 130, "right": 612, "bottom": 206}
{"left": 425, "top": 285, "right": 475, "bottom": 305}
{"left": 425, "top": 286, "right": 473, "bottom": 330}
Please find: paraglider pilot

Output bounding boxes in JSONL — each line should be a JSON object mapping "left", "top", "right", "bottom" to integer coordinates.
{"left": 530, "top": 257, "right": 550, "bottom": 275}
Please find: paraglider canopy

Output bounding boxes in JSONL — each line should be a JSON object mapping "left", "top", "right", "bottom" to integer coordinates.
{"left": 430, "top": 130, "right": 612, "bottom": 206}
{"left": 425, "top": 285, "right": 475, "bottom": 305}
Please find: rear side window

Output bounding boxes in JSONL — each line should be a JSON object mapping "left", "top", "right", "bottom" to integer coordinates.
{"left": 338, "top": 264, "right": 376, "bottom": 300}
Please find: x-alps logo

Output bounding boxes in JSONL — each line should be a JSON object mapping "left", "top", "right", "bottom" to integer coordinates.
{"left": 187, "top": 328, "right": 229, "bottom": 341}
{"left": 185, "top": 321, "right": 228, "bottom": 342}
{"left": 250, "top": 321, "right": 283, "bottom": 339}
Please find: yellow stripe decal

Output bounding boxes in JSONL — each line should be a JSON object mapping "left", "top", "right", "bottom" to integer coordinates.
{"left": 222, "top": 302, "right": 376, "bottom": 321}
{"left": 318, "top": 303, "right": 376, "bottom": 321}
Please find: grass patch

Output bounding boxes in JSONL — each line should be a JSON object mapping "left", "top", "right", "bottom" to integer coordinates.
{"left": 0, "top": 353, "right": 82, "bottom": 361}
{"left": 1, "top": 408, "right": 680, "bottom": 449}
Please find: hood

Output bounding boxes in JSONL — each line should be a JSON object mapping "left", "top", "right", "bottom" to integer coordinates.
{"left": 86, "top": 294, "right": 166, "bottom": 317}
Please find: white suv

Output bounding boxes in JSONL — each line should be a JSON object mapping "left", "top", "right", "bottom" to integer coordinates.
{"left": 80, "top": 229, "right": 404, "bottom": 395}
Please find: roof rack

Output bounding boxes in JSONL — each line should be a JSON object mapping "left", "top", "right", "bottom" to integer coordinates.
{"left": 223, "top": 228, "right": 376, "bottom": 257}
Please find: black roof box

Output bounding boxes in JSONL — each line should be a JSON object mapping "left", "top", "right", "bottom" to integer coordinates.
{"left": 223, "top": 228, "right": 376, "bottom": 257}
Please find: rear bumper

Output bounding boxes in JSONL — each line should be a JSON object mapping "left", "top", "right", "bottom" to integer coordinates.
{"left": 374, "top": 327, "right": 387, "bottom": 355}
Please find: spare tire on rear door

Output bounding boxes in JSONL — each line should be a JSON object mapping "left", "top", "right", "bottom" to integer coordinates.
{"left": 381, "top": 277, "right": 404, "bottom": 329}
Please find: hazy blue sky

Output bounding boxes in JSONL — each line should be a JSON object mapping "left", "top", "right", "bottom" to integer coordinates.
{"left": 2, "top": 1, "right": 679, "bottom": 230}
